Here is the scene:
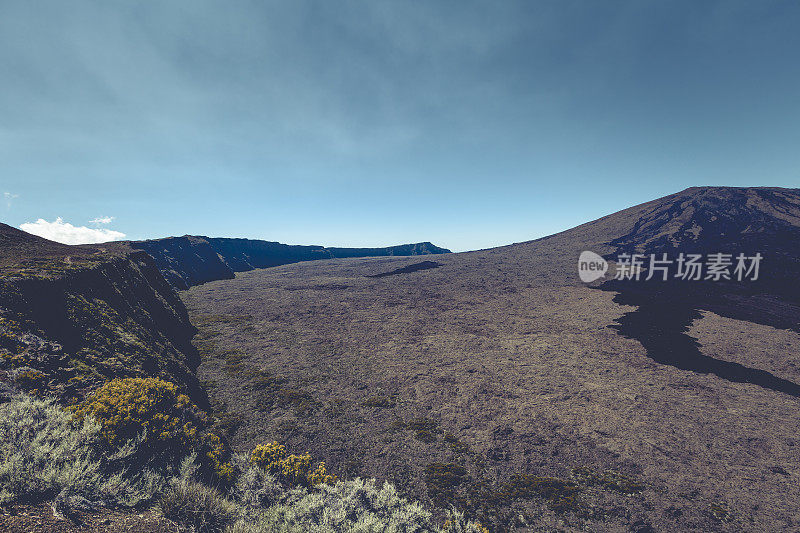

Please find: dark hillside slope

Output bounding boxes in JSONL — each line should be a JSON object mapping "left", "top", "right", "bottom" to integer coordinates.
{"left": 325, "top": 241, "right": 450, "bottom": 258}
{"left": 211, "top": 238, "right": 449, "bottom": 270}
{"left": 590, "top": 187, "right": 800, "bottom": 395}
{"left": 0, "top": 223, "right": 450, "bottom": 403}
{"left": 183, "top": 186, "right": 800, "bottom": 532}
{"left": 0, "top": 222, "right": 106, "bottom": 274}
{"left": 600, "top": 187, "right": 800, "bottom": 294}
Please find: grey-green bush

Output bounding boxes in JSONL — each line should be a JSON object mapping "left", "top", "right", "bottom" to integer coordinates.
{"left": 225, "top": 477, "right": 486, "bottom": 533}
{"left": 0, "top": 394, "right": 165, "bottom": 507}
{"left": 0, "top": 394, "right": 105, "bottom": 505}
{"left": 229, "top": 454, "right": 285, "bottom": 511}
{"left": 0, "top": 394, "right": 490, "bottom": 532}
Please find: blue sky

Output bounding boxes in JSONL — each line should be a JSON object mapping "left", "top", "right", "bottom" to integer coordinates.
{"left": 2, "top": 1, "right": 799, "bottom": 251}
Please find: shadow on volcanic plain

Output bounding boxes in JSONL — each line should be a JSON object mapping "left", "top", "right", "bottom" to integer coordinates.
{"left": 366, "top": 261, "right": 441, "bottom": 278}
{"left": 601, "top": 279, "right": 800, "bottom": 398}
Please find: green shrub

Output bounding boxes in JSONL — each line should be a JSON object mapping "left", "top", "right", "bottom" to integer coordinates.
{"left": 707, "top": 501, "right": 734, "bottom": 522}
{"left": 407, "top": 418, "right": 441, "bottom": 443}
{"left": 224, "top": 351, "right": 248, "bottom": 376}
{"left": 1, "top": 396, "right": 488, "bottom": 533}
{"left": 443, "top": 509, "right": 491, "bottom": 533}
{"left": 248, "top": 369, "right": 282, "bottom": 391}
{"left": 274, "top": 388, "right": 320, "bottom": 416}
{"left": 425, "top": 463, "right": 468, "bottom": 506}
{"left": 571, "top": 466, "right": 644, "bottom": 495}
{"left": 229, "top": 455, "right": 284, "bottom": 511}
{"left": 444, "top": 434, "right": 472, "bottom": 455}
{"left": 0, "top": 395, "right": 103, "bottom": 504}
{"left": 507, "top": 474, "right": 581, "bottom": 513}
{"left": 227, "top": 478, "right": 489, "bottom": 532}
{"left": 10, "top": 367, "right": 49, "bottom": 394}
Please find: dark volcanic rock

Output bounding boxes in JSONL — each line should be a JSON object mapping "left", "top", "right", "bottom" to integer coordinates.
{"left": 605, "top": 186, "right": 800, "bottom": 297}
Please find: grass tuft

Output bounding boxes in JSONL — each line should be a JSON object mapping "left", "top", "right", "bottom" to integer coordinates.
{"left": 159, "top": 479, "right": 238, "bottom": 532}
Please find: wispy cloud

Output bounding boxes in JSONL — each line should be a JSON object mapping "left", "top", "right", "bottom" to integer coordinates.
{"left": 4, "top": 192, "right": 18, "bottom": 208}
{"left": 20, "top": 217, "right": 125, "bottom": 245}
{"left": 90, "top": 216, "right": 114, "bottom": 224}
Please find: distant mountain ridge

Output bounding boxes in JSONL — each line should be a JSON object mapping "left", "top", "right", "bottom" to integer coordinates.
{"left": 130, "top": 236, "right": 450, "bottom": 289}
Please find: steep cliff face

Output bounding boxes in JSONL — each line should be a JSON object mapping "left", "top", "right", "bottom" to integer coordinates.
{"left": 205, "top": 238, "right": 331, "bottom": 271}
{"left": 132, "top": 236, "right": 451, "bottom": 289}
{"left": 326, "top": 241, "right": 451, "bottom": 258}
{"left": 132, "top": 236, "right": 235, "bottom": 290}
{"left": 0, "top": 227, "right": 205, "bottom": 405}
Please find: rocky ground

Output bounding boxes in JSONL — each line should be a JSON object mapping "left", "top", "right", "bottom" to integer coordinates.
{"left": 183, "top": 187, "right": 800, "bottom": 531}
{"left": 0, "top": 503, "right": 181, "bottom": 532}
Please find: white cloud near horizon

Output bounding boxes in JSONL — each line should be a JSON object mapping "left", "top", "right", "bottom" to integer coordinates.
{"left": 20, "top": 217, "right": 126, "bottom": 244}
{"left": 90, "top": 216, "right": 114, "bottom": 224}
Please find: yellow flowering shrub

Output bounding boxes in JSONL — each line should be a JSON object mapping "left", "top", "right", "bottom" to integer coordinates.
{"left": 280, "top": 453, "right": 314, "bottom": 485}
{"left": 70, "top": 377, "right": 235, "bottom": 482}
{"left": 307, "top": 461, "right": 337, "bottom": 486}
{"left": 250, "top": 441, "right": 336, "bottom": 487}
{"left": 69, "top": 377, "right": 199, "bottom": 446}
{"left": 250, "top": 442, "right": 287, "bottom": 471}
{"left": 206, "top": 432, "right": 235, "bottom": 482}
{"left": 443, "top": 517, "right": 490, "bottom": 532}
